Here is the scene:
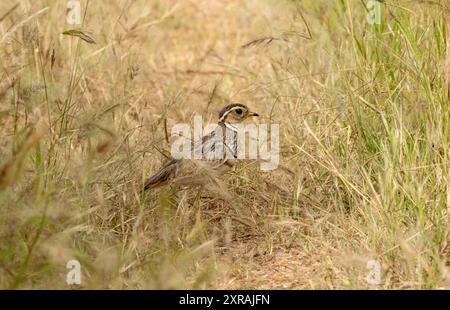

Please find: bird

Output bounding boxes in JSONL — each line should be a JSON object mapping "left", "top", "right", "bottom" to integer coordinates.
{"left": 143, "top": 103, "right": 259, "bottom": 191}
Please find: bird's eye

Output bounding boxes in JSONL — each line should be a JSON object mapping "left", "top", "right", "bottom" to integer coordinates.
{"left": 235, "top": 108, "right": 243, "bottom": 115}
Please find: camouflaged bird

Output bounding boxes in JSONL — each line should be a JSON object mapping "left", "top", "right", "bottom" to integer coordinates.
{"left": 143, "top": 103, "right": 259, "bottom": 190}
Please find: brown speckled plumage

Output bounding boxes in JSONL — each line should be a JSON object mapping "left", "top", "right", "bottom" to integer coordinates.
{"left": 143, "top": 103, "right": 258, "bottom": 191}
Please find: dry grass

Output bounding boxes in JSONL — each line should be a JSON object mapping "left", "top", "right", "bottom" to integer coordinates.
{"left": 0, "top": 0, "right": 449, "bottom": 289}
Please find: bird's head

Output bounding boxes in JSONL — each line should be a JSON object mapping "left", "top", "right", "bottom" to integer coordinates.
{"left": 218, "top": 103, "right": 259, "bottom": 124}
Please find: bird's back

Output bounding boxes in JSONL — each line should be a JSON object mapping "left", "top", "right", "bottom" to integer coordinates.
{"left": 144, "top": 123, "right": 238, "bottom": 190}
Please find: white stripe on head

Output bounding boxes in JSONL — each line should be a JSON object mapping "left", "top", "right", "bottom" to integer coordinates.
{"left": 218, "top": 105, "right": 247, "bottom": 123}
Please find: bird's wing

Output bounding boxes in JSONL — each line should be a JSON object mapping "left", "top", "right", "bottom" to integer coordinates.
{"left": 143, "top": 158, "right": 179, "bottom": 190}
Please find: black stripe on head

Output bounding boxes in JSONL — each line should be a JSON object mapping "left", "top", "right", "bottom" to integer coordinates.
{"left": 218, "top": 103, "right": 248, "bottom": 122}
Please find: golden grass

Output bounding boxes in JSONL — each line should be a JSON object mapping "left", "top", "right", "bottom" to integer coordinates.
{"left": 0, "top": 0, "right": 449, "bottom": 289}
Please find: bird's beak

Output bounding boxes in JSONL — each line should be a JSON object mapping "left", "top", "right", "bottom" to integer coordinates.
{"left": 248, "top": 111, "right": 259, "bottom": 117}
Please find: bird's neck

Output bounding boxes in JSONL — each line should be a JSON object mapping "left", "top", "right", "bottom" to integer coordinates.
{"left": 219, "top": 121, "right": 239, "bottom": 132}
